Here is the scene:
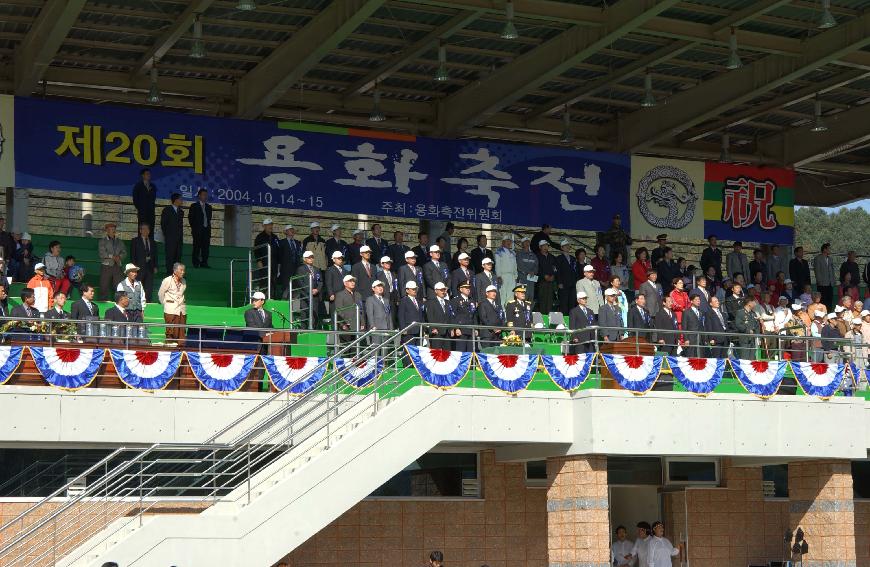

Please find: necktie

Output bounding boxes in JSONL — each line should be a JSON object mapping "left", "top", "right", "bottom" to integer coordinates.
{"left": 365, "top": 263, "right": 371, "bottom": 277}
{"left": 412, "top": 298, "right": 418, "bottom": 309}
{"left": 144, "top": 237, "right": 149, "bottom": 253}
{"left": 86, "top": 301, "right": 93, "bottom": 315}
{"left": 259, "top": 309, "right": 265, "bottom": 322}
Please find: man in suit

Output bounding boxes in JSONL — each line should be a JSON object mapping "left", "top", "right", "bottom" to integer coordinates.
{"left": 398, "top": 251, "right": 425, "bottom": 295}
{"left": 376, "top": 256, "right": 399, "bottom": 315}
{"left": 346, "top": 230, "right": 364, "bottom": 267}
{"left": 726, "top": 241, "right": 750, "bottom": 282}
{"left": 536, "top": 241, "right": 558, "bottom": 313}
{"left": 243, "top": 291, "right": 274, "bottom": 338}
{"left": 365, "top": 280, "right": 394, "bottom": 349}
{"left": 98, "top": 222, "right": 126, "bottom": 301}
{"left": 653, "top": 295, "right": 679, "bottom": 355}
{"left": 350, "top": 245, "right": 376, "bottom": 300}
{"left": 627, "top": 294, "right": 652, "bottom": 342}
{"left": 576, "top": 265, "right": 603, "bottom": 317}
{"left": 387, "top": 231, "right": 409, "bottom": 267}
{"left": 103, "top": 291, "right": 132, "bottom": 340}
{"left": 254, "top": 218, "right": 281, "bottom": 297}
{"left": 324, "top": 251, "right": 347, "bottom": 313}
{"left": 704, "top": 296, "right": 729, "bottom": 358}
{"left": 130, "top": 223, "right": 158, "bottom": 302}
{"left": 324, "top": 224, "right": 348, "bottom": 262}
{"left": 365, "top": 223, "right": 389, "bottom": 260}
{"left": 333, "top": 275, "right": 365, "bottom": 344}
{"left": 478, "top": 284, "right": 506, "bottom": 347}
{"left": 474, "top": 257, "right": 498, "bottom": 305}
{"left": 790, "top": 246, "right": 811, "bottom": 296}
{"left": 681, "top": 293, "right": 705, "bottom": 357}
{"left": 412, "top": 232, "right": 430, "bottom": 265}
{"left": 160, "top": 193, "right": 184, "bottom": 276}
{"left": 188, "top": 188, "right": 212, "bottom": 268}
{"left": 639, "top": 270, "right": 664, "bottom": 318}
{"left": 450, "top": 252, "right": 476, "bottom": 298}
{"left": 450, "top": 281, "right": 478, "bottom": 352}
{"left": 423, "top": 246, "right": 449, "bottom": 301}
{"left": 425, "top": 282, "right": 452, "bottom": 350}
{"left": 650, "top": 234, "right": 668, "bottom": 266}
{"left": 690, "top": 276, "right": 711, "bottom": 315}
{"left": 568, "top": 291, "right": 595, "bottom": 353}
{"left": 10, "top": 288, "right": 39, "bottom": 320}
{"left": 398, "top": 281, "right": 425, "bottom": 346}
{"left": 278, "top": 225, "right": 303, "bottom": 298}
{"left": 699, "top": 235, "right": 722, "bottom": 282}
{"left": 813, "top": 242, "right": 836, "bottom": 310}
{"left": 555, "top": 240, "right": 579, "bottom": 314}
{"left": 655, "top": 247, "right": 679, "bottom": 294}
{"left": 71, "top": 283, "right": 99, "bottom": 338}
{"left": 295, "top": 251, "right": 322, "bottom": 328}
{"left": 598, "top": 288, "right": 623, "bottom": 342}
{"left": 132, "top": 168, "right": 157, "bottom": 231}
{"left": 469, "top": 235, "right": 494, "bottom": 274}
{"left": 734, "top": 296, "right": 761, "bottom": 358}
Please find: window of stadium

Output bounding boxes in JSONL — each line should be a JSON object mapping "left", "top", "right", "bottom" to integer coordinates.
{"left": 369, "top": 452, "right": 479, "bottom": 498}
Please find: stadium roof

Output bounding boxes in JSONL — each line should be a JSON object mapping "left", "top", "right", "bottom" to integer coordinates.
{"left": 4, "top": 0, "right": 870, "bottom": 206}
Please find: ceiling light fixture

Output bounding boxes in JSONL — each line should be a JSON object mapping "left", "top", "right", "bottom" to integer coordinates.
{"left": 641, "top": 71, "right": 656, "bottom": 108}
{"left": 146, "top": 65, "right": 163, "bottom": 104}
{"left": 190, "top": 14, "right": 206, "bottom": 59}
{"left": 719, "top": 133, "right": 731, "bottom": 163}
{"left": 811, "top": 95, "right": 828, "bottom": 132}
{"left": 726, "top": 28, "right": 742, "bottom": 70}
{"left": 501, "top": 1, "right": 518, "bottom": 40}
{"left": 369, "top": 89, "right": 386, "bottom": 122}
{"left": 434, "top": 42, "right": 449, "bottom": 82}
{"left": 818, "top": 0, "right": 836, "bottom": 29}
{"left": 237, "top": 0, "right": 256, "bottom": 11}
{"left": 560, "top": 106, "right": 573, "bottom": 144}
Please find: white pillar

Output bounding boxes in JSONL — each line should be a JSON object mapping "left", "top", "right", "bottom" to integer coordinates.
{"left": 224, "top": 204, "right": 252, "bottom": 247}
{"left": 8, "top": 187, "right": 28, "bottom": 233}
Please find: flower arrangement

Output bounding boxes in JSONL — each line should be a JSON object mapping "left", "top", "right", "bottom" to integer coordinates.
{"left": 501, "top": 333, "right": 523, "bottom": 347}
{"left": 0, "top": 320, "right": 79, "bottom": 341}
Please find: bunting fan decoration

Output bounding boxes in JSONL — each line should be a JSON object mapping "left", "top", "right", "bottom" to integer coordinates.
{"left": 476, "top": 353, "right": 538, "bottom": 393}
{"left": 601, "top": 354, "right": 661, "bottom": 394}
{"left": 335, "top": 357, "right": 384, "bottom": 388}
{"left": 187, "top": 352, "right": 256, "bottom": 392}
{"left": 790, "top": 361, "right": 846, "bottom": 399}
{"left": 541, "top": 353, "right": 595, "bottom": 391}
{"left": 262, "top": 355, "right": 327, "bottom": 394}
{"left": 109, "top": 349, "right": 181, "bottom": 390}
{"left": 406, "top": 345, "right": 472, "bottom": 388}
{"left": 666, "top": 357, "right": 726, "bottom": 396}
{"left": 728, "top": 359, "right": 788, "bottom": 398}
{"left": 846, "top": 362, "right": 863, "bottom": 388}
{"left": 30, "top": 347, "right": 105, "bottom": 390}
{"left": 0, "top": 346, "right": 23, "bottom": 385}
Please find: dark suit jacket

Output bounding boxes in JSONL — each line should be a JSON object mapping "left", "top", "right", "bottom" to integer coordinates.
{"left": 423, "top": 261, "right": 449, "bottom": 300}
{"left": 474, "top": 271, "right": 499, "bottom": 305}
{"left": 324, "top": 265, "right": 346, "bottom": 300}
{"left": 568, "top": 305, "right": 594, "bottom": 345}
{"left": 397, "top": 295, "right": 424, "bottom": 334}
{"left": 365, "top": 237, "right": 390, "bottom": 260}
{"left": 478, "top": 298, "right": 505, "bottom": 329}
{"left": 10, "top": 304, "right": 39, "bottom": 319}
{"left": 424, "top": 297, "right": 452, "bottom": 337}
{"left": 350, "top": 261, "right": 376, "bottom": 299}
{"left": 160, "top": 205, "right": 184, "bottom": 245}
{"left": 44, "top": 307, "right": 69, "bottom": 320}
{"left": 71, "top": 299, "right": 99, "bottom": 321}
{"left": 469, "top": 247, "right": 494, "bottom": 273}
{"left": 411, "top": 245, "right": 429, "bottom": 265}
{"left": 103, "top": 306, "right": 129, "bottom": 323}
{"left": 387, "top": 243, "right": 409, "bottom": 267}
{"left": 244, "top": 307, "right": 273, "bottom": 338}
{"left": 376, "top": 269, "right": 399, "bottom": 306}
{"left": 554, "top": 253, "right": 579, "bottom": 293}
{"left": 627, "top": 305, "right": 652, "bottom": 339}
{"left": 132, "top": 181, "right": 156, "bottom": 220}
{"left": 188, "top": 201, "right": 213, "bottom": 231}
{"left": 682, "top": 306, "right": 704, "bottom": 342}
{"left": 654, "top": 308, "right": 679, "bottom": 346}
{"left": 333, "top": 289, "right": 365, "bottom": 330}
{"left": 130, "top": 235, "right": 159, "bottom": 272}
{"left": 690, "top": 287, "right": 711, "bottom": 314}
{"left": 449, "top": 267, "right": 476, "bottom": 298}
{"left": 398, "top": 264, "right": 425, "bottom": 294}
{"left": 700, "top": 247, "right": 722, "bottom": 280}
{"left": 639, "top": 280, "right": 664, "bottom": 317}
{"left": 325, "top": 237, "right": 348, "bottom": 261}
{"left": 278, "top": 238, "right": 303, "bottom": 282}
{"left": 598, "top": 303, "right": 623, "bottom": 341}
{"left": 789, "top": 258, "right": 811, "bottom": 292}
{"left": 295, "top": 264, "right": 323, "bottom": 301}
{"left": 704, "top": 307, "right": 728, "bottom": 345}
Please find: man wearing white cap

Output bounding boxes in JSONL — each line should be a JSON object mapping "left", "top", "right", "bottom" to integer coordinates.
{"left": 450, "top": 252, "right": 475, "bottom": 298}
{"left": 244, "top": 291, "right": 273, "bottom": 335}
{"left": 555, "top": 240, "right": 579, "bottom": 314}
{"left": 469, "top": 235, "right": 494, "bottom": 274}
{"left": 116, "top": 263, "right": 146, "bottom": 323}
{"left": 324, "top": 224, "right": 347, "bottom": 263}
{"left": 845, "top": 316, "right": 866, "bottom": 369}
{"left": 478, "top": 284, "right": 506, "bottom": 345}
{"left": 423, "top": 245, "right": 449, "bottom": 301}
{"left": 346, "top": 229, "right": 365, "bottom": 266}
{"left": 302, "top": 222, "right": 327, "bottom": 271}
{"left": 576, "top": 264, "right": 603, "bottom": 317}
{"left": 278, "top": 225, "right": 302, "bottom": 298}
{"left": 398, "top": 250, "right": 424, "bottom": 294}
{"left": 325, "top": 251, "right": 346, "bottom": 310}
{"left": 365, "top": 280, "right": 394, "bottom": 347}
{"left": 425, "top": 281, "right": 452, "bottom": 350}
{"left": 398, "top": 281, "right": 425, "bottom": 350}
{"left": 365, "top": 223, "right": 389, "bottom": 259}
{"left": 333, "top": 275, "right": 365, "bottom": 342}
{"left": 475, "top": 257, "right": 499, "bottom": 305}
{"left": 387, "top": 230, "right": 409, "bottom": 267}
{"left": 296, "top": 250, "right": 323, "bottom": 327}
{"left": 599, "top": 288, "right": 624, "bottom": 342}
{"left": 569, "top": 291, "right": 594, "bottom": 353}
{"left": 377, "top": 256, "right": 399, "bottom": 315}
{"left": 494, "top": 234, "right": 517, "bottom": 299}
{"left": 821, "top": 312, "right": 844, "bottom": 360}
{"left": 515, "top": 236, "right": 538, "bottom": 302}
{"left": 810, "top": 309, "right": 826, "bottom": 362}
{"left": 351, "top": 245, "right": 375, "bottom": 299}
{"left": 254, "top": 218, "right": 280, "bottom": 296}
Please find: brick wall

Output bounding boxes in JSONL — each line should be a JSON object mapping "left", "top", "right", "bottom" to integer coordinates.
{"left": 857, "top": 501, "right": 870, "bottom": 567}
{"left": 279, "top": 450, "right": 548, "bottom": 567}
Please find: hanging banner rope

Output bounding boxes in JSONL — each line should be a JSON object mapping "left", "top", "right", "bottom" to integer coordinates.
{"left": 406, "top": 345, "right": 473, "bottom": 388}
{"left": 0, "top": 346, "right": 23, "bottom": 385}
{"left": 601, "top": 354, "right": 662, "bottom": 394}
{"left": 666, "top": 357, "right": 726, "bottom": 396}
{"left": 790, "top": 361, "right": 846, "bottom": 399}
{"left": 30, "top": 347, "right": 105, "bottom": 390}
{"left": 846, "top": 362, "right": 862, "bottom": 388}
{"left": 729, "top": 358, "right": 788, "bottom": 398}
{"left": 109, "top": 349, "right": 182, "bottom": 390}
{"left": 476, "top": 353, "right": 538, "bottom": 393}
{"left": 335, "top": 357, "right": 384, "bottom": 388}
{"left": 541, "top": 353, "right": 595, "bottom": 391}
{"left": 187, "top": 352, "right": 256, "bottom": 392}
{"left": 262, "top": 355, "right": 327, "bottom": 394}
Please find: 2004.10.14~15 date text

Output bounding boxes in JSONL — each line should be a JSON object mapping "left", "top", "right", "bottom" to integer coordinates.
{"left": 214, "top": 188, "right": 324, "bottom": 208}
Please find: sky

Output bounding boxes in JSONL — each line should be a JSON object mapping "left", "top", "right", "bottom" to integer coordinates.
{"left": 804, "top": 198, "right": 870, "bottom": 212}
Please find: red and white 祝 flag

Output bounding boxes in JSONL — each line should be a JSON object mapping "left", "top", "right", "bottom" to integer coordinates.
{"left": 406, "top": 345, "right": 473, "bottom": 388}
{"left": 476, "top": 353, "right": 538, "bottom": 393}
{"left": 30, "top": 347, "right": 105, "bottom": 390}
{"left": 666, "top": 357, "right": 726, "bottom": 396}
{"left": 601, "top": 354, "right": 661, "bottom": 393}
{"left": 187, "top": 352, "right": 257, "bottom": 392}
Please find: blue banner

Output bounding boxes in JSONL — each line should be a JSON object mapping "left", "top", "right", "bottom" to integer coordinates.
{"left": 12, "top": 97, "right": 629, "bottom": 231}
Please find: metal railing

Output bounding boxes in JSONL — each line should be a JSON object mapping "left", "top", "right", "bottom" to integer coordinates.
{"left": 249, "top": 241, "right": 272, "bottom": 300}
{"left": 287, "top": 271, "right": 315, "bottom": 330}
{"left": 0, "top": 324, "right": 414, "bottom": 567}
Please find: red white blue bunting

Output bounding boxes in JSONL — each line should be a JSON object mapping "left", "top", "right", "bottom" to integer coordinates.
{"left": 729, "top": 359, "right": 788, "bottom": 398}
{"left": 846, "top": 362, "right": 862, "bottom": 388}
{"left": 406, "top": 345, "right": 472, "bottom": 388}
{"left": 541, "top": 354, "right": 595, "bottom": 391}
{"left": 335, "top": 357, "right": 384, "bottom": 388}
{"left": 262, "top": 355, "right": 327, "bottom": 394}
{"left": 666, "top": 357, "right": 726, "bottom": 396}
{"left": 30, "top": 347, "right": 105, "bottom": 390}
{"left": 109, "top": 350, "right": 181, "bottom": 390}
{"left": 790, "top": 361, "right": 846, "bottom": 399}
{"left": 601, "top": 354, "right": 662, "bottom": 394}
{"left": 0, "top": 346, "right": 23, "bottom": 385}
{"left": 187, "top": 352, "right": 256, "bottom": 392}
{"left": 476, "top": 353, "right": 538, "bottom": 393}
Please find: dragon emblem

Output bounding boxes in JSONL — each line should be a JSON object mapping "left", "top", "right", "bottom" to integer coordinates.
{"left": 636, "top": 165, "right": 698, "bottom": 229}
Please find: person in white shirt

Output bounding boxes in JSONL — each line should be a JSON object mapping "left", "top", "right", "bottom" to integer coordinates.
{"left": 611, "top": 525, "right": 634, "bottom": 567}
{"left": 628, "top": 521, "right": 651, "bottom": 567}
{"left": 646, "top": 521, "right": 680, "bottom": 567}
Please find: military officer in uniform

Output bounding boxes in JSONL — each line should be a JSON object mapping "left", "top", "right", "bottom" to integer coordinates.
{"left": 505, "top": 284, "right": 533, "bottom": 342}
{"left": 450, "top": 281, "right": 478, "bottom": 352}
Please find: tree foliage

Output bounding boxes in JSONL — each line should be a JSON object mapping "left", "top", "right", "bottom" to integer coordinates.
{"left": 794, "top": 206, "right": 870, "bottom": 255}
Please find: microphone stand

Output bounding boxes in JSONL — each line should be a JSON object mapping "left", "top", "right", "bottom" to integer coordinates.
{"left": 271, "top": 308, "right": 290, "bottom": 329}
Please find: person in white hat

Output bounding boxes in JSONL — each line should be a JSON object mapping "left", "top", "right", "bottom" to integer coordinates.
{"left": 398, "top": 250, "right": 424, "bottom": 293}
{"left": 295, "top": 250, "right": 323, "bottom": 327}
{"left": 116, "top": 263, "right": 146, "bottom": 323}
{"left": 98, "top": 221, "right": 126, "bottom": 300}
{"left": 598, "top": 288, "right": 624, "bottom": 342}
{"left": 377, "top": 256, "right": 398, "bottom": 312}
{"left": 365, "top": 280, "right": 394, "bottom": 347}
{"left": 821, "top": 311, "right": 844, "bottom": 361}
{"left": 845, "top": 316, "right": 866, "bottom": 369}
{"left": 450, "top": 251, "right": 475, "bottom": 298}
{"left": 515, "top": 236, "right": 538, "bottom": 303}
{"left": 244, "top": 291, "right": 273, "bottom": 335}
{"left": 351, "top": 245, "right": 375, "bottom": 299}
{"left": 494, "top": 234, "right": 517, "bottom": 300}
{"left": 325, "top": 224, "right": 348, "bottom": 263}
{"left": 475, "top": 256, "right": 499, "bottom": 306}
{"left": 325, "top": 251, "right": 346, "bottom": 307}
{"left": 254, "top": 216, "right": 280, "bottom": 295}
{"left": 478, "top": 284, "right": 506, "bottom": 345}
{"left": 365, "top": 223, "right": 389, "bottom": 259}
{"left": 576, "top": 264, "right": 603, "bottom": 316}
{"left": 333, "top": 275, "right": 364, "bottom": 341}
{"left": 568, "top": 291, "right": 594, "bottom": 353}
{"left": 27, "top": 262, "right": 55, "bottom": 313}
{"left": 398, "top": 280, "right": 424, "bottom": 353}
{"left": 278, "top": 225, "right": 302, "bottom": 298}
{"left": 301, "top": 222, "right": 327, "bottom": 271}
{"left": 423, "top": 245, "right": 449, "bottom": 301}
{"left": 426, "top": 281, "right": 453, "bottom": 350}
